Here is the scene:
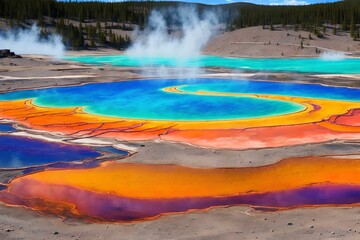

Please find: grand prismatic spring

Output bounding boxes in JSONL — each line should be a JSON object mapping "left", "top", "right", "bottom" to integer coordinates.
{"left": 2, "top": 56, "right": 360, "bottom": 222}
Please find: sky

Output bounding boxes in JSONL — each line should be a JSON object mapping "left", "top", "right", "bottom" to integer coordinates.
{"left": 65, "top": 0, "right": 341, "bottom": 5}
{"left": 208, "top": 0, "right": 339, "bottom": 5}
{"left": 157, "top": 0, "right": 340, "bottom": 5}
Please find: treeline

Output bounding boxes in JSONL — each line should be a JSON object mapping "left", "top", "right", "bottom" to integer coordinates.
{"left": 0, "top": 0, "right": 360, "bottom": 50}
{"left": 55, "top": 18, "right": 131, "bottom": 49}
{"left": 0, "top": 0, "right": 154, "bottom": 25}
{"left": 0, "top": 0, "right": 152, "bottom": 50}
{"left": 227, "top": 0, "right": 360, "bottom": 41}
{"left": 1, "top": 0, "right": 359, "bottom": 27}
{"left": 230, "top": 0, "right": 360, "bottom": 29}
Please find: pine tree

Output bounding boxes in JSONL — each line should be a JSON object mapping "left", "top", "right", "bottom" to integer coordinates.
{"left": 79, "top": 23, "right": 84, "bottom": 49}
{"left": 342, "top": 17, "right": 348, "bottom": 31}
{"left": 111, "top": 33, "right": 116, "bottom": 43}
{"left": 117, "top": 35, "right": 123, "bottom": 50}
{"left": 90, "top": 38, "right": 95, "bottom": 48}
{"left": 294, "top": 24, "right": 298, "bottom": 32}
{"left": 301, "top": 22, "right": 305, "bottom": 31}
{"left": 350, "top": 17, "right": 356, "bottom": 38}
{"left": 96, "top": 21, "right": 101, "bottom": 34}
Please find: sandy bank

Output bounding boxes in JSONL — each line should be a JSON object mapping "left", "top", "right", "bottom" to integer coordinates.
{"left": 204, "top": 26, "right": 360, "bottom": 58}
{"left": 1, "top": 204, "right": 360, "bottom": 240}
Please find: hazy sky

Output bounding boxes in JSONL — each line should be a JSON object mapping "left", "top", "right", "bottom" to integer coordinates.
{"left": 65, "top": 0, "right": 340, "bottom": 5}
{"left": 160, "top": 0, "right": 339, "bottom": 5}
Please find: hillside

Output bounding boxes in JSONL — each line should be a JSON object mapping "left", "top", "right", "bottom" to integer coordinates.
{"left": 0, "top": 0, "right": 359, "bottom": 53}
{"left": 204, "top": 25, "right": 360, "bottom": 58}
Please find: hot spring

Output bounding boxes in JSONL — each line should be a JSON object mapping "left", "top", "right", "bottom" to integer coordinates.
{"left": 1, "top": 79, "right": 360, "bottom": 122}
{"left": 2, "top": 56, "right": 360, "bottom": 222}
{"left": 3, "top": 2, "right": 360, "bottom": 226}
{"left": 66, "top": 55, "right": 360, "bottom": 74}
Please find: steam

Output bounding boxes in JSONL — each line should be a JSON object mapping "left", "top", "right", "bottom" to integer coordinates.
{"left": 9, "top": 154, "right": 22, "bottom": 169}
{"left": 0, "top": 25, "right": 65, "bottom": 59}
{"left": 320, "top": 51, "right": 346, "bottom": 61}
{"left": 127, "top": 7, "right": 218, "bottom": 78}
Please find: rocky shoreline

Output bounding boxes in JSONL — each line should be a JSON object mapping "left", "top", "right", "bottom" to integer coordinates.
{"left": 0, "top": 49, "right": 21, "bottom": 59}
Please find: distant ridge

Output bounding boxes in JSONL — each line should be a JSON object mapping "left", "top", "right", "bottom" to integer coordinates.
{"left": 0, "top": 0, "right": 358, "bottom": 50}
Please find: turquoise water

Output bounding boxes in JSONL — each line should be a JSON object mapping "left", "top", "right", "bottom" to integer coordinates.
{"left": 66, "top": 55, "right": 360, "bottom": 74}
{"left": 179, "top": 81, "right": 360, "bottom": 101}
{"left": 1, "top": 79, "right": 360, "bottom": 121}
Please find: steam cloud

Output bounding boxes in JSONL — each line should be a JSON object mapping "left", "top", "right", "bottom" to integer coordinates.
{"left": 127, "top": 7, "right": 218, "bottom": 78}
{"left": 0, "top": 25, "right": 65, "bottom": 59}
{"left": 320, "top": 51, "right": 346, "bottom": 61}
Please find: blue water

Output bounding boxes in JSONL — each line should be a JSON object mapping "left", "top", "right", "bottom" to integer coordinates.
{"left": 21, "top": 160, "right": 103, "bottom": 175}
{"left": 65, "top": 55, "right": 360, "bottom": 74}
{"left": 179, "top": 80, "right": 360, "bottom": 101}
{"left": 94, "top": 146, "right": 129, "bottom": 156}
{"left": 1, "top": 79, "right": 360, "bottom": 121}
{"left": 0, "top": 135, "right": 101, "bottom": 169}
{"left": 17, "top": 146, "right": 127, "bottom": 174}
{"left": 0, "top": 79, "right": 305, "bottom": 121}
{"left": 0, "top": 123, "right": 16, "bottom": 133}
